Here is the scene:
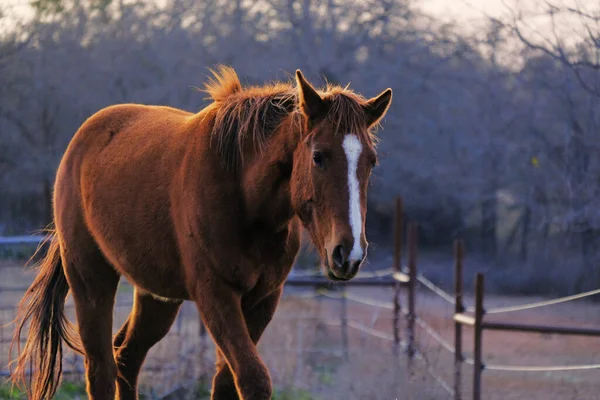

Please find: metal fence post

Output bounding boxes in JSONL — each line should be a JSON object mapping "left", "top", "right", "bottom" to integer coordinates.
{"left": 453, "top": 239, "right": 464, "bottom": 400}
{"left": 407, "top": 222, "right": 418, "bottom": 360}
{"left": 393, "top": 196, "right": 403, "bottom": 353}
{"left": 341, "top": 286, "right": 349, "bottom": 360}
{"left": 198, "top": 314, "right": 209, "bottom": 385}
{"left": 473, "top": 273, "right": 485, "bottom": 400}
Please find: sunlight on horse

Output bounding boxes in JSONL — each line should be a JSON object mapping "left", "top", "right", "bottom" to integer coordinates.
{"left": 9, "top": 66, "right": 392, "bottom": 400}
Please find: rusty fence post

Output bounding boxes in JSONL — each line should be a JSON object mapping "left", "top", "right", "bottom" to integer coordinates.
{"left": 341, "top": 286, "right": 349, "bottom": 360}
{"left": 473, "top": 273, "right": 485, "bottom": 400}
{"left": 393, "top": 196, "right": 403, "bottom": 353}
{"left": 453, "top": 239, "right": 464, "bottom": 400}
{"left": 406, "top": 222, "right": 418, "bottom": 360}
{"left": 198, "top": 314, "right": 209, "bottom": 385}
{"left": 200, "top": 319, "right": 207, "bottom": 338}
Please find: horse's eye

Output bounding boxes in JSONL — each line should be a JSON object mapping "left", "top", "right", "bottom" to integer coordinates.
{"left": 313, "top": 152, "right": 324, "bottom": 169}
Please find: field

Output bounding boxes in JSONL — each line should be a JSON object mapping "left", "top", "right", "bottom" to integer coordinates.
{"left": 1, "top": 259, "right": 600, "bottom": 399}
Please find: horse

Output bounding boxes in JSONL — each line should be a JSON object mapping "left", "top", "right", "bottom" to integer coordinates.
{"left": 9, "top": 66, "right": 392, "bottom": 400}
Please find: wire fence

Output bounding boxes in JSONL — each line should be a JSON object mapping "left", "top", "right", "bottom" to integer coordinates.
{"left": 0, "top": 281, "right": 449, "bottom": 399}
{"left": 411, "top": 239, "right": 600, "bottom": 400}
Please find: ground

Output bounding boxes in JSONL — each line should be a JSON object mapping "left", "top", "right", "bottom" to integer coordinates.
{"left": 1, "top": 259, "right": 600, "bottom": 399}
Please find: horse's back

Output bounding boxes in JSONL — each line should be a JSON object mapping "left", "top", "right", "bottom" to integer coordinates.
{"left": 58, "top": 103, "right": 195, "bottom": 199}
{"left": 54, "top": 103, "right": 198, "bottom": 299}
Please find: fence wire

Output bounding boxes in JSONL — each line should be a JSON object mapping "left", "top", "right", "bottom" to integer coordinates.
{"left": 415, "top": 352, "right": 455, "bottom": 399}
{"left": 317, "top": 288, "right": 399, "bottom": 310}
{"left": 481, "top": 287, "right": 600, "bottom": 314}
{"left": 463, "top": 357, "right": 600, "bottom": 372}
{"left": 483, "top": 363, "right": 600, "bottom": 372}
{"left": 411, "top": 338, "right": 455, "bottom": 398}
{"left": 405, "top": 265, "right": 600, "bottom": 317}
{"left": 325, "top": 318, "right": 397, "bottom": 342}
{"left": 415, "top": 316, "right": 455, "bottom": 355}
{"left": 415, "top": 274, "right": 456, "bottom": 305}
{"left": 290, "top": 267, "right": 394, "bottom": 278}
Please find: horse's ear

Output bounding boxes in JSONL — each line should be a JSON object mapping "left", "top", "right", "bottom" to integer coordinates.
{"left": 295, "top": 70, "right": 327, "bottom": 122}
{"left": 363, "top": 88, "right": 393, "bottom": 128}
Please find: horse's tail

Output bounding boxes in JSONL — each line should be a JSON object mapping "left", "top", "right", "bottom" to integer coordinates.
{"left": 9, "top": 230, "right": 82, "bottom": 400}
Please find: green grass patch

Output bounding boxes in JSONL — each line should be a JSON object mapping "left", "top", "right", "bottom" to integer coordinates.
{"left": 0, "top": 383, "right": 23, "bottom": 400}
{"left": 0, "top": 380, "right": 87, "bottom": 399}
{"left": 2, "top": 379, "right": 315, "bottom": 399}
{"left": 0, "top": 244, "right": 41, "bottom": 261}
{"left": 272, "top": 387, "right": 316, "bottom": 400}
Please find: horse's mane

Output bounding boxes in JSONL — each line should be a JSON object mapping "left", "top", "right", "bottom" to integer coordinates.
{"left": 202, "top": 65, "right": 374, "bottom": 173}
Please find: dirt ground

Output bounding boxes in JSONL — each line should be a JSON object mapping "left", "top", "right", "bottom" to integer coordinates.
{"left": 2, "top": 260, "right": 600, "bottom": 399}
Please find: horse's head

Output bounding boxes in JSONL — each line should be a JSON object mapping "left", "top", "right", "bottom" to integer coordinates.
{"left": 291, "top": 70, "right": 392, "bottom": 281}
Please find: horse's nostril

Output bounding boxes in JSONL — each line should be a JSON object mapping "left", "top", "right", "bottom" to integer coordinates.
{"left": 332, "top": 245, "right": 347, "bottom": 268}
{"left": 349, "top": 258, "right": 363, "bottom": 275}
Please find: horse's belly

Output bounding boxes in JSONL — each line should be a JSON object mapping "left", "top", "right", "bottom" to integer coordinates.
{"left": 81, "top": 170, "right": 189, "bottom": 298}
{"left": 86, "top": 212, "right": 190, "bottom": 300}
{"left": 117, "top": 258, "right": 191, "bottom": 301}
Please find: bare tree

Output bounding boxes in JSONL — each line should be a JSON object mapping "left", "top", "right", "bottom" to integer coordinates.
{"left": 500, "top": 0, "right": 600, "bottom": 96}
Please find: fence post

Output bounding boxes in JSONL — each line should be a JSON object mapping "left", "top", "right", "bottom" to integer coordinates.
{"left": 407, "top": 222, "right": 418, "bottom": 360}
{"left": 393, "top": 196, "right": 403, "bottom": 353}
{"left": 200, "top": 319, "right": 207, "bottom": 338}
{"left": 341, "top": 286, "right": 349, "bottom": 360}
{"left": 293, "top": 320, "right": 305, "bottom": 386}
{"left": 198, "top": 315, "right": 209, "bottom": 385}
{"left": 453, "top": 239, "right": 465, "bottom": 400}
{"left": 473, "top": 273, "right": 485, "bottom": 400}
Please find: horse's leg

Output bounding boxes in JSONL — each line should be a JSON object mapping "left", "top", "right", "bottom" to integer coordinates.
{"left": 212, "top": 350, "right": 237, "bottom": 399}
{"left": 63, "top": 251, "right": 120, "bottom": 400}
{"left": 194, "top": 281, "right": 275, "bottom": 400}
{"left": 114, "top": 289, "right": 182, "bottom": 400}
{"left": 209, "top": 288, "right": 283, "bottom": 400}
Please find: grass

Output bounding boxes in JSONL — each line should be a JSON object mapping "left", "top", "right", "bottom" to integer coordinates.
{"left": 1, "top": 379, "right": 315, "bottom": 400}
{"left": 0, "top": 383, "right": 21, "bottom": 400}
{"left": 0, "top": 244, "right": 39, "bottom": 261}
{"left": 272, "top": 387, "right": 315, "bottom": 400}
{"left": 0, "top": 380, "right": 87, "bottom": 400}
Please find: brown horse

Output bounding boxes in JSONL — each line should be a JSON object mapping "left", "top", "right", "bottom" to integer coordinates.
{"left": 10, "top": 66, "right": 392, "bottom": 400}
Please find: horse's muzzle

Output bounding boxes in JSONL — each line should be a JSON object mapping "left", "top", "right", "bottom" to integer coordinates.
{"left": 325, "top": 244, "right": 364, "bottom": 281}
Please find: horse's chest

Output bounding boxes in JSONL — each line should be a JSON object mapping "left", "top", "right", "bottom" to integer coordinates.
{"left": 247, "top": 227, "right": 300, "bottom": 290}
{"left": 258, "top": 253, "right": 294, "bottom": 288}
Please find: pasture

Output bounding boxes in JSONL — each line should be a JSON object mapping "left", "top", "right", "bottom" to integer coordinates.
{"left": 2, "top": 252, "right": 600, "bottom": 400}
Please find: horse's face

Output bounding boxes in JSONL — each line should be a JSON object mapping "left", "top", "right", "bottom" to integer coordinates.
{"left": 292, "top": 70, "right": 392, "bottom": 281}
{"left": 305, "top": 124, "right": 377, "bottom": 281}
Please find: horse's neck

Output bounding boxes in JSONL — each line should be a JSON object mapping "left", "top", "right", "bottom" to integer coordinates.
{"left": 241, "top": 128, "right": 298, "bottom": 233}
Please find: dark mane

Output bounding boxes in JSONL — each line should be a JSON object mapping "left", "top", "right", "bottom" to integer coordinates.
{"left": 203, "top": 65, "right": 375, "bottom": 173}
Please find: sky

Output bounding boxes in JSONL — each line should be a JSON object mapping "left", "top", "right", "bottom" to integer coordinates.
{"left": 422, "top": 0, "right": 593, "bottom": 54}
{"left": 421, "top": 0, "right": 509, "bottom": 23}
{"left": 0, "top": 0, "right": 590, "bottom": 45}
{"left": 0, "top": 0, "right": 513, "bottom": 23}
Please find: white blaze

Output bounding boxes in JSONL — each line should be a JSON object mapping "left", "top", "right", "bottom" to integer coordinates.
{"left": 342, "top": 134, "right": 364, "bottom": 261}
